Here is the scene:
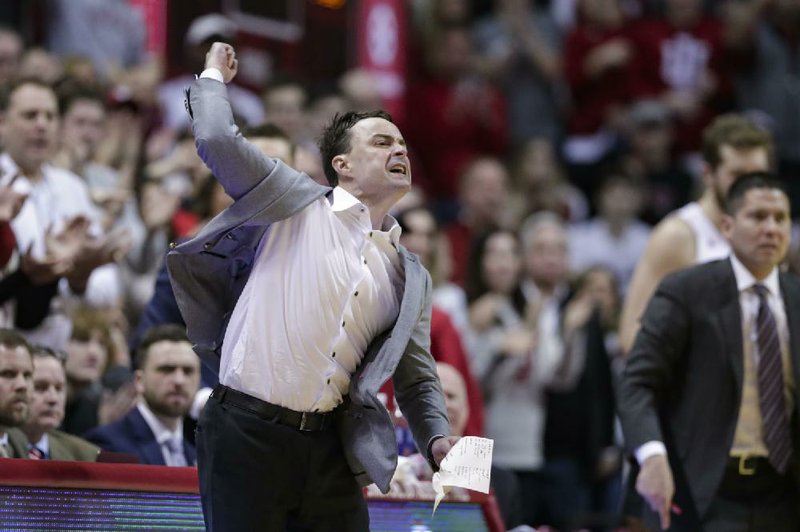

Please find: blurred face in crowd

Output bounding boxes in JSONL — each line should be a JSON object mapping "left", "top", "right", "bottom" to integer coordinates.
{"left": 61, "top": 98, "right": 106, "bottom": 160}
{"left": 517, "top": 138, "right": 560, "bottom": 188}
{"left": 706, "top": 145, "right": 770, "bottom": 210}
{"left": 482, "top": 231, "right": 521, "bottom": 295}
{"left": 0, "top": 343, "right": 32, "bottom": 428}
{"left": 666, "top": 0, "right": 702, "bottom": 27}
{"left": 65, "top": 329, "right": 108, "bottom": 385}
{"left": 24, "top": 356, "right": 66, "bottom": 436}
{"left": 722, "top": 187, "right": 791, "bottom": 280}
{"left": 581, "top": 268, "right": 619, "bottom": 327}
{"left": 598, "top": 179, "right": 643, "bottom": 224}
{"left": 429, "top": 28, "right": 472, "bottom": 80}
{"left": 399, "top": 209, "right": 437, "bottom": 266}
{"left": 263, "top": 85, "right": 306, "bottom": 141}
{"left": 136, "top": 340, "right": 200, "bottom": 421}
{"left": 0, "top": 31, "right": 21, "bottom": 85}
{"left": 523, "top": 223, "right": 569, "bottom": 290}
{"left": 461, "top": 158, "right": 509, "bottom": 224}
{"left": 436, "top": 363, "right": 468, "bottom": 437}
{"left": 250, "top": 136, "right": 294, "bottom": 166}
{"left": 1, "top": 83, "right": 59, "bottom": 175}
{"left": 579, "top": 0, "right": 624, "bottom": 28}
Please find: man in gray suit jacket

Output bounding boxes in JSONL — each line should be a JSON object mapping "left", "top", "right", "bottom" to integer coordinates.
{"left": 618, "top": 173, "right": 800, "bottom": 531}
{"left": 167, "top": 43, "right": 454, "bottom": 531}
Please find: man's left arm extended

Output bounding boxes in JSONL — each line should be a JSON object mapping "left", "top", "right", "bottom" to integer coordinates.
{"left": 393, "top": 273, "right": 453, "bottom": 468}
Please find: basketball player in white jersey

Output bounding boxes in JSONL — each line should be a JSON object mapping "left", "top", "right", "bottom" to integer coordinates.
{"left": 619, "top": 114, "right": 773, "bottom": 353}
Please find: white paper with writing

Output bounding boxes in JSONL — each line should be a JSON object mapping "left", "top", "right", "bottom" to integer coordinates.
{"left": 431, "top": 437, "right": 494, "bottom": 514}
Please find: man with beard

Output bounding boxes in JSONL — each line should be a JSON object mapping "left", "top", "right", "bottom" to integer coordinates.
{"left": 620, "top": 114, "right": 773, "bottom": 353}
{"left": 85, "top": 325, "right": 199, "bottom": 466}
{"left": 21, "top": 346, "right": 98, "bottom": 461}
{"left": 0, "top": 328, "right": 33, "bottom": 458}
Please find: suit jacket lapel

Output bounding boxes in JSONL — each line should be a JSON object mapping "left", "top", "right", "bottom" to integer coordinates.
{"left": 779, "top": 273, "right": 800, "bottom": 414}
{"left": 714, "top": 260, "right": 745, "bottom": 401}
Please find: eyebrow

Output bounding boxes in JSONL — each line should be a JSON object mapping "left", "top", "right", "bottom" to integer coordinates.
{"left": 371, "top": 133, "right": 405, "bottom": 145}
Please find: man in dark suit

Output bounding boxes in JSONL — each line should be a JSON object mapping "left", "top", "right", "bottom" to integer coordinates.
{"left": 21, "top": 346, "right": 98, "bottom": 461}
{"left": 166, "top": 43, "right": 453, "bottom": 531}
{"left": 618, "top": 172, "right": 800, "bottom": 530}
{"left": 85, "top": 325, "right": 199, "bottom": 466}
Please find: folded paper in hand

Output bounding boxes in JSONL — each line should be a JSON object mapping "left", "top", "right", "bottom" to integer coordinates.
{"left": 431, "top": 436, "right": 494, "bottom": 515}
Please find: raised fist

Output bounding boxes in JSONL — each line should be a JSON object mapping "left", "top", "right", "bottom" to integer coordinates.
{"left": 205, "top": 42, "right": 238, "bottom": 83}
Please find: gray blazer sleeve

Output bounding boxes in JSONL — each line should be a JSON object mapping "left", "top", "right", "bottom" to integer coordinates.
{"left": 188, "top": 78, "right": 275, "bottom": 200}
{"left": 617, "top": 272, "right": 691, "bottom": 453}
{"left": 393, "top": 270, "right": 450, "bottom": 462}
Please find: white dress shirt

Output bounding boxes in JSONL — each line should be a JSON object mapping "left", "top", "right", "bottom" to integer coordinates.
{"left": 29, "top": 434, "right": 50, "bottom": 458}
{"left": 219, "top": 186, "right": 404, "bottom": 413}
{"left": 137, "top": 401, "right": 186, "bottom": 467}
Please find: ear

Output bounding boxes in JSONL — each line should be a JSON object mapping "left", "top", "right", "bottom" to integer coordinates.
{"left": 332, "top": 154, "right": 349, "bottom": 179}
{"left": 133, "top": 369, "right": 145, "bottom": 395}
{"left": 720, "top": 213, "right": 734, "bottom": 241}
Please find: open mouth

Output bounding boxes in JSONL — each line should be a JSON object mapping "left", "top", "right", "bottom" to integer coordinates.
{"left": 388, "top": 163, "right": 407, "bottom": 175}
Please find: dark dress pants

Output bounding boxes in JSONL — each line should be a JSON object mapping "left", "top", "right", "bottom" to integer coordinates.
{"left": 197, "top": 391, "right": 370, "bottom": 532}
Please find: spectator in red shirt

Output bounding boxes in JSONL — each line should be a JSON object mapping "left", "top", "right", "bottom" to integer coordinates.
{"left": 403, "top": 24, "right": 508, "bottom": 221}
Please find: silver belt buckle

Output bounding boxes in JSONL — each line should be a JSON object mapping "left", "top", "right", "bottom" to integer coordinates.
{"left": 299, "top": 412, "right": 312, "bottom": 431}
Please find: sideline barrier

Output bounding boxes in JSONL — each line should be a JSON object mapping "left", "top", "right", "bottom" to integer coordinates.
{"left": 0, "top": 459, "right": 504, "bottom": 531}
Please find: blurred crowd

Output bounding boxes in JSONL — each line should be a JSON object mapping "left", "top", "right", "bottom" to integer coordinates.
{"left": 0, "top": 0, "right": 798, "bottom": 530}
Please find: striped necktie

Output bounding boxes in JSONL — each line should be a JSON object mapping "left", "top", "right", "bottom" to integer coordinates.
{"left": 28, "top": 445, "right": 45, "bottom": 460}
{"left": 753, "top": 284, "right": 793, "bottom": 474}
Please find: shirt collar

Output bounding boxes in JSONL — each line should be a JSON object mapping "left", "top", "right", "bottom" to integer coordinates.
{"left": 31, "top": 433, "right": 49, "bottom": 456}
{"left": 729, "top": 253, "right": 780, "bottom": 296}
{"left": 330, "top": 186, "right": 402, "bottom": 247}
{"left": 136, "top": 401, "right": 183, "bottom": 446}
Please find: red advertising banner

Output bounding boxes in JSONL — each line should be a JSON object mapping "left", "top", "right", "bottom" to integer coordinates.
{"left": 128, "top": 0, "right": 167, "bottom": 57}
{"left": 355, "top": 0, "right": 407, "bottom": 121}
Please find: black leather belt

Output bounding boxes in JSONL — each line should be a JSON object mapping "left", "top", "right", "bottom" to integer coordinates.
{"left": 211, "top": 384, "right": 332, "bottom": 432}
{"left": 727, "top": 455, "right": 772, "bottom": 477}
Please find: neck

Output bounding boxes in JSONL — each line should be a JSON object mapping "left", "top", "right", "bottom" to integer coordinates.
{"left": 157, "top": 415, "right": 180, "bottom": 433}
{"left": 697, "top": 191, "right": 724, "bottom": 228}
{"left": 605, "top": 216, "right": 627, "bottom": 237}
{"left": 21, "top": 426, "right": 44, "bottom": 445}
{"left": 16, "top": 161, "right": 43, "bottom": 182}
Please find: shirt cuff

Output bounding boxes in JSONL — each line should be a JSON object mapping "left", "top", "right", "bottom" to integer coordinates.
{"left": 190, "top": 387, "right": 213, "bottom": 420}
{"left": 426, "top": 434, "right": 447, "bottom": 470}
{"left": 635, "top": 440, "right": 667, "bottom": 465}
{"left": 199, "top": 68, "right": 224, "bottom": 83}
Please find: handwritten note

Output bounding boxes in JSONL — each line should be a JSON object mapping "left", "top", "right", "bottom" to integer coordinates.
{"left": 431, "top": 437, "right": 494, "bottom": 514}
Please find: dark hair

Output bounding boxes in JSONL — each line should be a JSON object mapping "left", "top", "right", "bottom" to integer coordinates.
{"left": 465, "top": 228, "right": 526, "bottom": 315}
{"left": 30, "top": 344, "right": 66, "bottom": 364}
{"left": 318, "top": 110, "right": 394, "bottom": 188}
{"left": 702, "top": 114, "right": 773, "bottom": 170}
{"left": 136, "top": 324, "right": 190, "bottom": 369}
{"left": 0, "top": 77, "right": 56, "bottom": 112}
{"left": 56, "top": 80, "right": 105, "bottom": 117}
{"left": 242, "top": 122, "right": 289, "bottom": 140}
{"left": 0, "top": 328, "right": 32, "bottom": 355}
{"left": 725, "top": 171, "right": 788, "bottom": 215}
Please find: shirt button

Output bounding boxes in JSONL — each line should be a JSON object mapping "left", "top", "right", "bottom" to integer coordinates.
{"left": 369, "top": 231, "right": 373, "bottom": 238}
{"left": 363, "top": 258, "right": 367, "bottom": 264}
{"left": 354, "top": 291, "right": 358, "bottom": 297}
{"left": 327, "top": 379, "right": 331, "bottom": 384}
{"left": 332, "top": 352, "right": 336, "bottom": 358}
{"left": 342, "top": 321, "right": 345, "bottom": 327}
